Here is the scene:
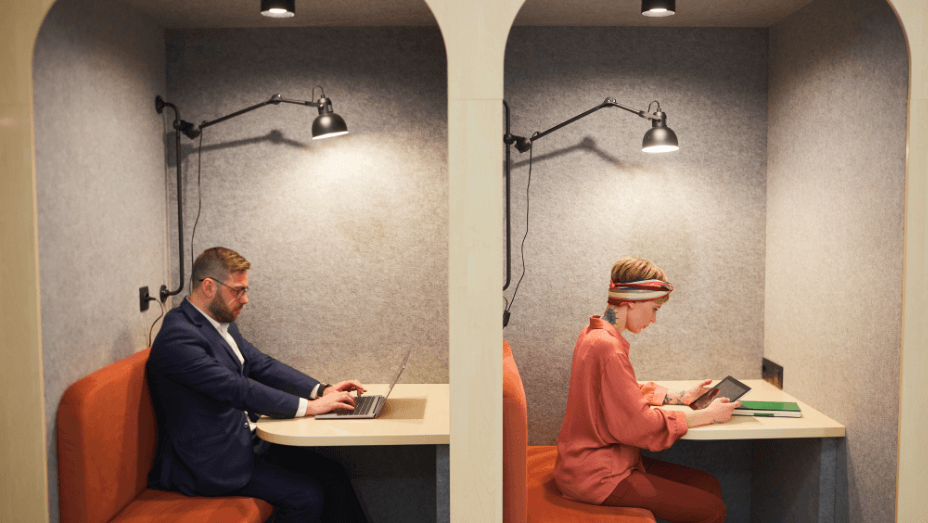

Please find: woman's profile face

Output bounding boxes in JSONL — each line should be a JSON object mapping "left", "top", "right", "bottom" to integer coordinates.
{"left": 625, "top": 300, "right": 662, "bottom": 334}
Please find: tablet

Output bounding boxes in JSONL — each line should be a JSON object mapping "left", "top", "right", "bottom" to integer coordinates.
{"left": 688, "top": 376, "right": 751, "bottom": 410}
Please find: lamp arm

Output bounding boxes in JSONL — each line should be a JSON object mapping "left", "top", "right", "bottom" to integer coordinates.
{"left": 198, "top": 95, "right": 281, "bottom": 131}
{"left": 275, "top": 96, "right": 318, "bottom": 107}
{"left": 531, "top": 98, "right": 651, "bottom": 144}
{"left": 192, "top": 95, "right": 322, "bottom": 136}
{"left": 173, "top": 95, "right": 322, "bottom": 139}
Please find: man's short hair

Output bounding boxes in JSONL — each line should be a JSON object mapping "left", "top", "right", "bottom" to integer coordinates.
{"left": 191, "top": 247, "right": 251, "bottom": 290}
{"left": 610, "top": 256, "right": 670, "bottom": 304}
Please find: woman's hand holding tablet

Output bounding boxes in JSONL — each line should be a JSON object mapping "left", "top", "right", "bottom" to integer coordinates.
{"left": 688, "top": 376, "right": 751, "bottom": 410}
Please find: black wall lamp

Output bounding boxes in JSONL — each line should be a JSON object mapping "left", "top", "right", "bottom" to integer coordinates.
{"left": 261, "top": 0, "right": 295, "bottom": 18}
{"left": 501, "top": 98, "right": 678, "bottom": 326}
{"left": 154, "top": 87, "right": 348, "bottom": 303}
{"left": 159, "top": 88, "right": 348, "bottom": 142}
{"left": 642, "top": 0, "right": 675, "bottom": 17}
{"left": 503, "top": 98, "right": 678, "bottom": 155}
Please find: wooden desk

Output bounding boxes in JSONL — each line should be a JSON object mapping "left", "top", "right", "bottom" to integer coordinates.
{"left": 256, "top": 383, "right": 450, "bottom": 447}
{"left": 652, "top": 379, "right": 845, "bottom": 440}
{"left": 649, "top": 379, "right": 845, "bottom": 523}
{"left": 258, "top": 384, "right": 451, "bottom": 523}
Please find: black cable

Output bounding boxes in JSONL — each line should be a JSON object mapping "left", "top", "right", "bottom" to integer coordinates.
{"left": 506, "top": 143, "right": 534, "bottom": 314}
{"left": 147, "top": 297, "right": 165, "bottom": 348}
{"left": 188, "top": 131, "right": 204, "bottom": 294}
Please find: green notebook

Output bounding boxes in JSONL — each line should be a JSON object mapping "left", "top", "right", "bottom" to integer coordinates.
{"left": 733, "top": 401, "right": 801, "bottom": 418}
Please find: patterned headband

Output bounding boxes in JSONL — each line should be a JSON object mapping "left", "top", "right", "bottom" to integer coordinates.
{"left": 608, "top": 279, "right": 674, "bottom": 306}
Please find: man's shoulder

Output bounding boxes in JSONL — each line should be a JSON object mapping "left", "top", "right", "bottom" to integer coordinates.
{"left": 151, "top": 303, "right": 203, "bottom": 351}
{"left": 157, "top": 307, "right": 191, "bottom": 333}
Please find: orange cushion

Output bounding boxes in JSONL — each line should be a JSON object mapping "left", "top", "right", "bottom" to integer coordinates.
{"left": 111, "top": 488, "right": 273, "bottom": 523}
{"left": 57, "top": 348, "right": 272, "bottom": 523}
{"left": 503, "top": 341, "right": 528, "bottom": 523}
{"left": 58, "top": 349, "right": 158, "bottom": 523}
{"left": 507, "top": 341, "right": 654, "bottom": 523}
{"left": 526, "top": 447, "right": 656, "bottom": 523}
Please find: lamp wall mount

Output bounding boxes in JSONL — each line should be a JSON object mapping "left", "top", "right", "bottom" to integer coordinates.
{"left": 154, "top": 95, "right": 187, "bottom": 303}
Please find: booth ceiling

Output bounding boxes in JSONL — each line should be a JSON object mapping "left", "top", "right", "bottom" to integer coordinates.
{"left": 115, "top": 0, "right": 815, "bottom": 28}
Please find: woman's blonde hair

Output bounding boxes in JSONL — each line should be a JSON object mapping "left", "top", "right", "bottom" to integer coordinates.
{"left": 610, "top": 256, "right": 670, "bottom": 304}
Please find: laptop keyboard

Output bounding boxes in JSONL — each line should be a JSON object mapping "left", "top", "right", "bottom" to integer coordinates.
{"left": 330, "top": 394, "right": 378, "bottom": 416}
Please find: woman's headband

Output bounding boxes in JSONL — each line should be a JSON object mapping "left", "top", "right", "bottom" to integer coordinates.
{"left": 608, "top": 279, "right": 674, "bottom": 306}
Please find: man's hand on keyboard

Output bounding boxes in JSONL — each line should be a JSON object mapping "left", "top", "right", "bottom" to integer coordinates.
{"left": 322, "top": 380, "right": 367, "bottom": 397}
{"left": 305, "top": 390, "right": 358, "bottom": 416}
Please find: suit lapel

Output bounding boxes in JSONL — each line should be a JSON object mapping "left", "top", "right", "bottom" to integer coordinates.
{"left": 206, "top": 326, "right": 244, "bottom": 373}
{"left": 180, "top": 299, "right": 243, "bottom": 373}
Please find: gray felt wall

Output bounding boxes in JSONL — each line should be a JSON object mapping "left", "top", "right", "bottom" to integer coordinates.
{"left": 764, "top": 0, "right": 907, "bottom": 521}
{"left": 163, "top": 27, "right": 449, "bottom": 386}
{"left": 32, "top": 1, "right": 169, "bottom": 522}
{"left": 503, "top": 26, "right": 770, "bottom": 447}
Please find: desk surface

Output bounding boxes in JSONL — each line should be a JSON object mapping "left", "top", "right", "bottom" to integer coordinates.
{"left": 653, "top": 379, "right": 845, "bottom": 440}
{"left": 257, "top": 383, "right": 450, "bottom": 447}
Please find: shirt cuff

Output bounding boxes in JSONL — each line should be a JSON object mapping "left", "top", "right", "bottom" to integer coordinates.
{"left": 640, "top": 382, "right": 669, "bottom": 405}
{"left": 669, "top": 410, "right": 689, "bottom": 439}
{"left": 297, "top": 397, "right": 309, "bottom": 417}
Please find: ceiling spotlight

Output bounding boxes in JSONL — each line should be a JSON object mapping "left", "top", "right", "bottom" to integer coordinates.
{"left": 642, "top": 0, "right": 675, "bottom": 17}
{"left": 261, "top": 0, "right": 295, "bottom": 18}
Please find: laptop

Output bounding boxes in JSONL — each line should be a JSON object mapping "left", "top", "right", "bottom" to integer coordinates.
{"left": 314, "top": 349, "right": 411, "bottom": 420}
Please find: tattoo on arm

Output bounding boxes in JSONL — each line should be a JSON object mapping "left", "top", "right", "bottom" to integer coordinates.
{"left": 662, "top": 389, "right": 685, "bottom": 405}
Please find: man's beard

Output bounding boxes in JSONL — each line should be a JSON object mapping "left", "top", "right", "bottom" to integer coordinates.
{"left": 208, "top": 293, "right": 237, "bottom": 323}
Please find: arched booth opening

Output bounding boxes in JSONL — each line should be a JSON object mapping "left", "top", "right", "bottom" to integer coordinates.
{"left": 2, "top": 0, "right": 927, "bottom": 522}
{"left": 30, "top": 0, "right": 449, "bottom": 521}
{"left": 501, "top": 0, "right": 909, "bottom": 521}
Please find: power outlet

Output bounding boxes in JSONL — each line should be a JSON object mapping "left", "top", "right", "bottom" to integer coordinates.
{"left": 762, "top": 358, "right": 783, "bottom": 389}
{"left": 139, "top": 286, "right": 151, "bottom": 312}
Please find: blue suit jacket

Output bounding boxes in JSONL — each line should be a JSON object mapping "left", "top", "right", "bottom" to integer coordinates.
{"left": 146, "top": 299, "right": 320, "bottom": 496}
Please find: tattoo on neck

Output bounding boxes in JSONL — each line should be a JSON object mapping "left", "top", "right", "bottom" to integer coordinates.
{"left": 603, "top": 307, "right": 617, "bottom": 326}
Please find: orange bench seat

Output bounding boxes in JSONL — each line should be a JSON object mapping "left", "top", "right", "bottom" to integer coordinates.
{"left": 504, "top": 341, "right": 656, "bottom": 523}
{"left": 57, "top": 348, "right": 273, "bottom": 523}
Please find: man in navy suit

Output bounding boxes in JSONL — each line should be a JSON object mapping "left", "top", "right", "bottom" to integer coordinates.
{"left": 147, "top": 246, "right": 368, "bottom": 523}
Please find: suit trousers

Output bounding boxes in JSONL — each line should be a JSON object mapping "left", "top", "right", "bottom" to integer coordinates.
{"left": 232, "top": 436, "right": 368, "bottom": 523}
{"left": 601, "top": 456, "right": 726, "bottom": 523}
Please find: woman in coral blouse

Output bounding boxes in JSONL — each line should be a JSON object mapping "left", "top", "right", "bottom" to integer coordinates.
{"left": 553, "top": 257, "right": 739, "bottom": 523}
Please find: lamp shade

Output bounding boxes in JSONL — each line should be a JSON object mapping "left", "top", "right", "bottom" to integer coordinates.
{"left": 642, "top": 0, "right": 675, "bottom": 17}
{"left": 312, "top": 113, "right": 348, "bottom": 139}
{"left": 312, "top": 95, "right": 348, "bottom": 139}
{"left": 261, "top": 0, "right": 295, "bottom": 18}
{"left": 642, "top": 111, "right": 678, "bottom": 152}
{"left": 642, "top": 125, "right": 678, "bottom": 153}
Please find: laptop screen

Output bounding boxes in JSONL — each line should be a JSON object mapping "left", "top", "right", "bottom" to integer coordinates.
{"left": 383, "top": 349, "right": 411, "bottom": 400}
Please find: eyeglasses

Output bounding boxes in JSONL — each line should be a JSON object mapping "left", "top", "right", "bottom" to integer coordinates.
{"left": 202, "top": 277, "right": 248, "bottom": 299}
